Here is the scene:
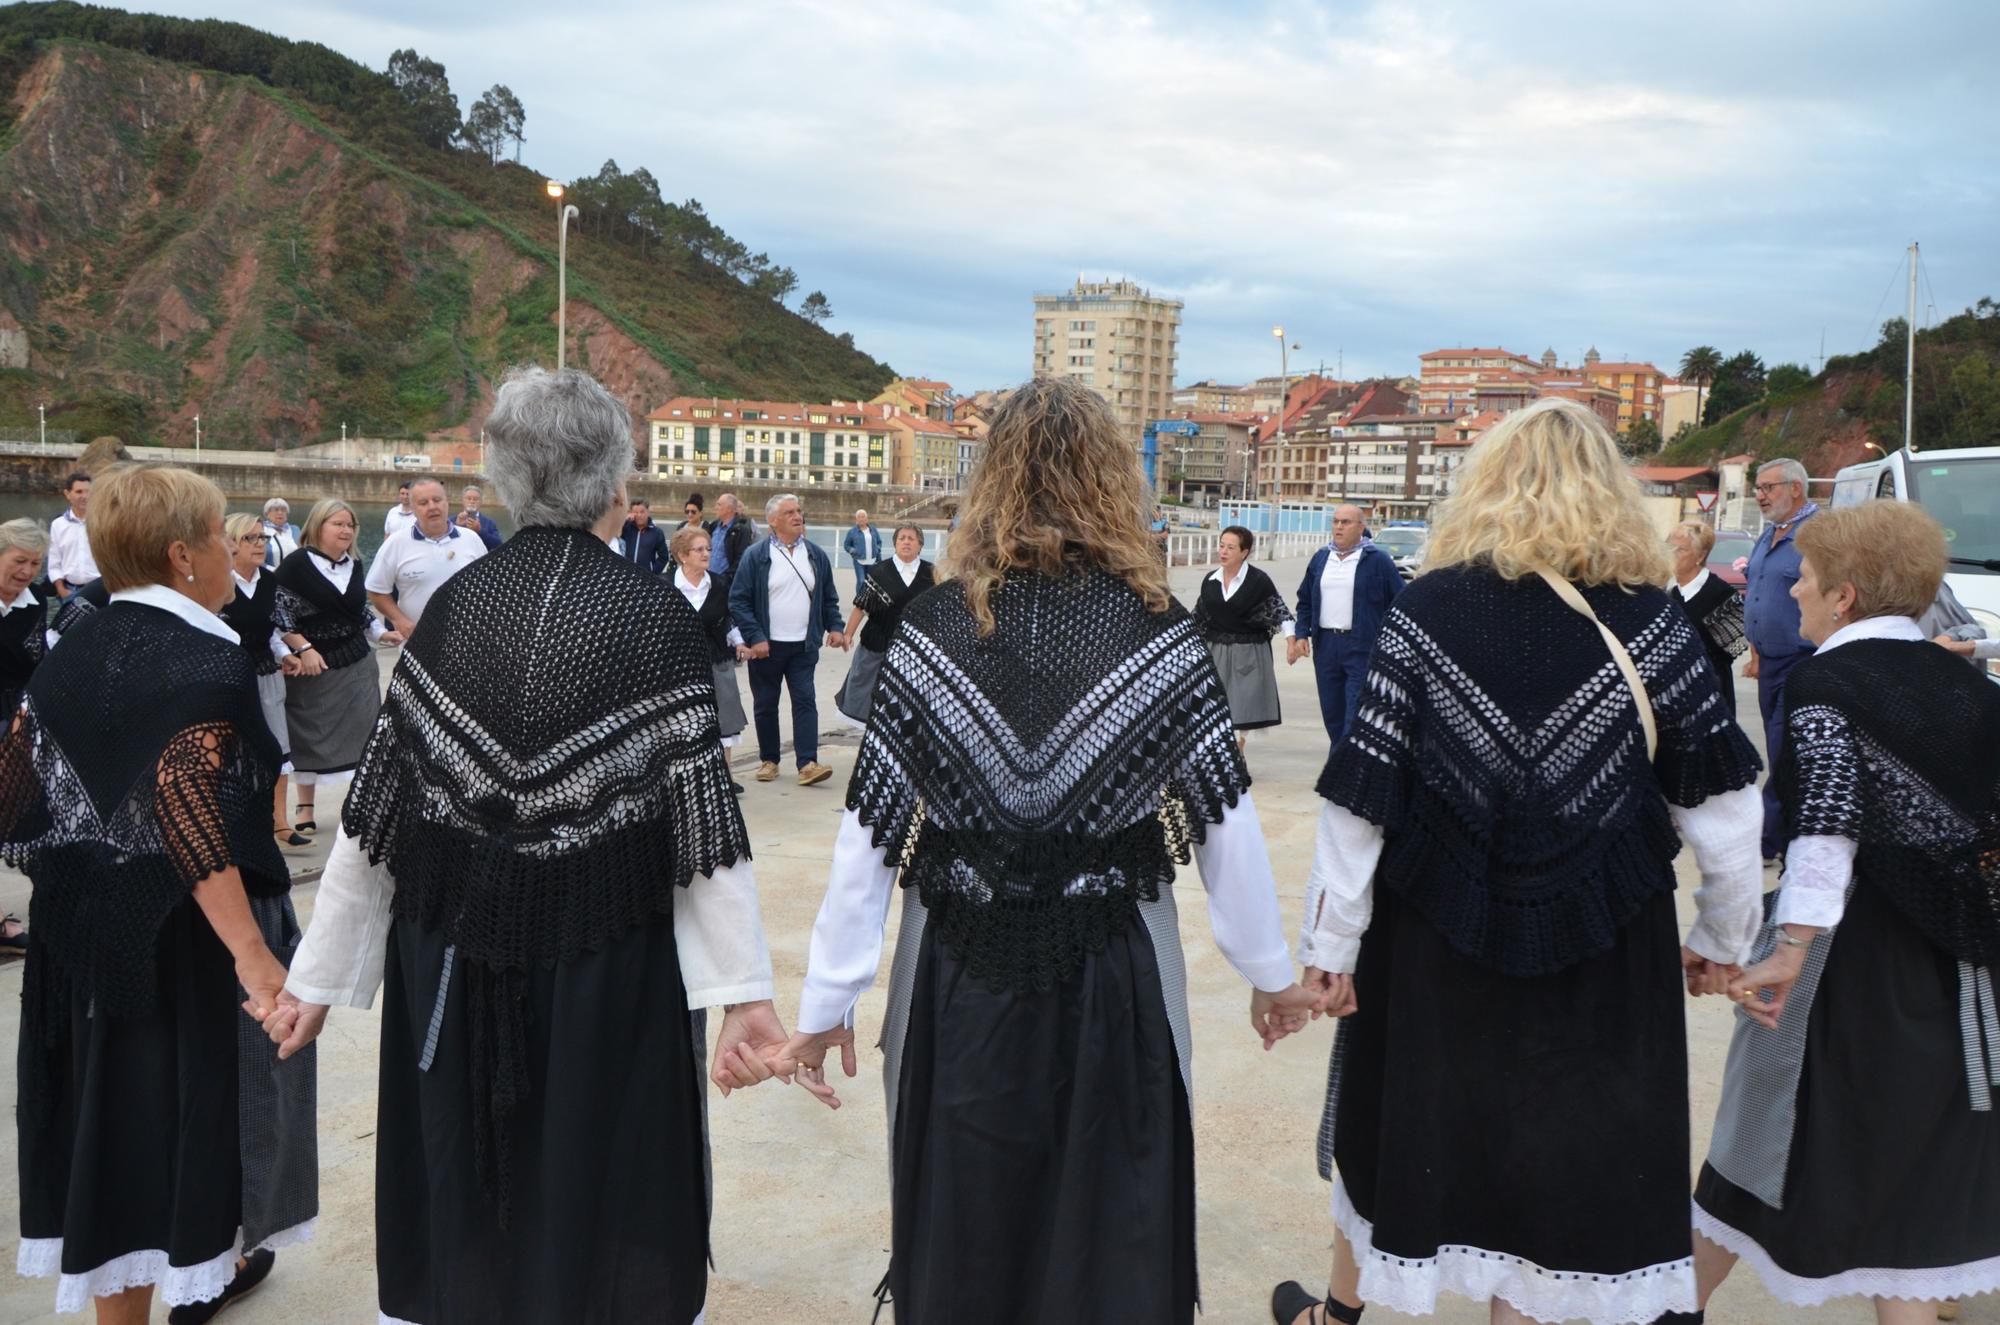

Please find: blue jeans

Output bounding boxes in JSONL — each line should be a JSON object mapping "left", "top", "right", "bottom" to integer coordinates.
{"left": 853, "top": 563, "right": 872, "bottom": 594}
{"left": 1313, "top": 629, "right": 1371, "bottom": 747}
{"left": 1755, "top": 653, "right": 1801, "bottom": 859}
{"left": 748, "top": 639, "right": 820, "bottom": 768}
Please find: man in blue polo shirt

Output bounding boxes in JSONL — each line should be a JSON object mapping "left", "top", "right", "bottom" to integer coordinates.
{"left": 1742, "top": 458, "right": 1818, "bottom": 860}
{"left": 1285, "top": 504, "right": 1403, "bottom": 747}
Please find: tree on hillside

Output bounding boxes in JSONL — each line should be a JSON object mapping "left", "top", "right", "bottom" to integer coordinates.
{"left": 463, "top": 90, "right": 506, "bottom": 164}
{"left": 1679, "top": 345, "right": 1722, "bottom": 427}
{"left": 753, "top": 265, "right": 799, "bottom": 303}
{"left": 1619, "top": 417, "right": 1662, "bottom": 457}
{"left": 1701, "top": 351, "right": 1766, "bottom": 422}
{"left": 386, "top": 49, "right": 460, "bottom": 149}
{"left": 801, "top": 291, "right": 833, "bottom": 324}
{"left": 492, "top": 85, "right": 526, "bottom": 162}
{"left": 1767, "top": 362, "right": 1813, "bottom": 396}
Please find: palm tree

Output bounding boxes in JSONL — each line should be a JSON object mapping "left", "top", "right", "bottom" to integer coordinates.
{"left": 1679, "top": 346, "right": 1723, "bottom": 429}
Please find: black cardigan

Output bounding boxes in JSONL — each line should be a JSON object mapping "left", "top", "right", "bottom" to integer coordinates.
{"left": 855, "top": 558, "right": 935, "bottom": 654}
{"left": 1191, "top": 564, "right": 1290, "bottom": 645}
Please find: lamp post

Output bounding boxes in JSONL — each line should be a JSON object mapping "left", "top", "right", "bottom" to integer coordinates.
{"left": 1269, "top": 326, "right": 1299, "bottom": 503}
{"left": 547, "top": 181, "right": 580, "bottom": 372}
{"left": 36, "top": 403, "right": 45, "bottom": 450}
{"left": 193, "top": 414, "right": 201, "bottom": 459}
{"left": 1172, "top": 443, "right": 1189, "bottom": 504}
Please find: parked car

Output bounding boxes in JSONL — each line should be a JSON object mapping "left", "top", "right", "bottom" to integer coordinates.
{"left": 1372, "top": 526, "right": 1428, "bottom": 580}
{"left": 1707, "top": 530, "right": 1756, "bottom": 591}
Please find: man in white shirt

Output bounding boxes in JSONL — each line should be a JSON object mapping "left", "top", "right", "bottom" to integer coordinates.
{"left": 366, "top": 479, "right": 484, "bottom": 636}
{"left": 1284, "top": 504, "right": 1404, "bottom": 746}
{"left": 45, "top": 471, "right": 97, "bottom": 600}
{"left": 384, "top": 483, "right": 417, "bottom": 539}
{"left": 727, "top": 494, "right": 847, "bottom": 786}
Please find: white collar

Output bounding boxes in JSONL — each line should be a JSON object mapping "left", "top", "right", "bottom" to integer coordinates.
{"left": 60, "top": 509, "right": 84, "bottom": 525}
{"left": 307, "top": 548, "right": 353, "bottom": 570}
{"left": 894, "top": 554, "right": 922, "bottom": 571}
{"left": 0, "top": 585, "right": 38, "bottom": 615}
{"left": 673, "top": 568, "right": 709, "bottom": 595}
{"left": 413, "top": 523, "right": 460, "bottom": 546}
{"left": 232, "top": 568, "right": 261, "bottom": 593}
{"left": 1815, "top": 615, "right": 1924, "bottom": 654}
{"left": 109, "top": 583, "right": 238, "bottom": 643}
{"left": 1678, "top": 567, "right": 1711, "bottom": 599}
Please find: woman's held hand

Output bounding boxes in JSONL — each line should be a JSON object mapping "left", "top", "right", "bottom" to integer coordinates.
{"left": 1303, "top": 966, "right": 1358, "bottom": 1018}
{"left": 1250, "top": 983, "right": 1319, "bottom": 1051}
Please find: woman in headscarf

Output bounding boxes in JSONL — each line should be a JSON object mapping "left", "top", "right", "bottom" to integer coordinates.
{"left": 3, "top": 466, "right": 313, "bottom": 1323}
{"left": 268, "top": 367, "right": 787, "bottom": 1325}
{"left": 779, "top": 375, "right": 1317, "bottom": 1324}
{"left": 834, "top": 521, "right": 933, "bottom": 723}
{"left": 271, "top": 498, "right": 401, "bottom": 837}
{"left": 1692, "top": 500, "right": 2000, "bottom": 1324}
{"left": 1273, "top": 399, "right": 1765, "bottom": 1325}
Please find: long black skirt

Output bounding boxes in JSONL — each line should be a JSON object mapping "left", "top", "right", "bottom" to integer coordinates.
{"left": 887, "top": 912, "right": 1196, "bottom": 1324}
{"left": 1324, "top": 887, "right": 1697, "bottom": 1323}
{"left": 375, "top": 915, "right": 711, "bottom": 1325}
{"left": 17, "top": 897, "right": 317, "bottom": 1312}
{"left": 1693, "top": 878, "right": 2000, "bottom": 1305}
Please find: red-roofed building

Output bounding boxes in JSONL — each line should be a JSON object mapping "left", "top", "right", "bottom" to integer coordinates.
{"left": 646, "top": 398, "right": 895, "bottom": 488}
{"left": 1580, "top": 350, "right": 1667, "bottom": 434}
{"left": 1417, "top": 347, "right": 1544, "bottom": 415}
{"left": 880, "top": 407, "right": 965, "bottom": 490}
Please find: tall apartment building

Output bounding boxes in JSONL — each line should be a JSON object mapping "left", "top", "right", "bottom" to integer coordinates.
{"left": 645, "top": 398, "right": 894, "bottom": 487}
{"left": 1032, "top": 279, "right": 1181, "bottom": 442}
{"left": 1416, "top": 348, "right": 1544, "bottom": 415}
{"left": 1580, "top": 351, "right": 1667, "bottom": 433}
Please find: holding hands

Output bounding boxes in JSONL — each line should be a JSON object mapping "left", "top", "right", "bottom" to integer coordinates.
{"left": 771, "top": 1025, "right": 858, "bottom": 1110}
{"left": 1727, "top": 940, "right": 1809, "bottom": 1031}
{"left": 1680, "top": 945, "right": 1739, "bottom": 998}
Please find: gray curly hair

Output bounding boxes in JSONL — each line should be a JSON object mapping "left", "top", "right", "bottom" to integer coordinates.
{"left": 483, "top": 366, "right": 635, "bottom": 529}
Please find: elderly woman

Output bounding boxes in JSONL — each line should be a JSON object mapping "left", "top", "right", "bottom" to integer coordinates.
{"left": 270, "top": 367, "right": 784, "bottom": 1325}
{"left": 1272, "top": 398, "right": 1765, "bottom": 1325}
{"left": 221, "top": 514, "right": 307, "bottom": 848}
{"left": 0, "top": 517, "right": 49, "bottom": 717}
{"left": 272, "top": 498, "right": 400, "bottom": 835}
{"left": 780, "top": 375, "right": 1316, "bottom": 1323}
{"left": 1668, "top": 520, "right": 1748, "bottom": 718}
{"left": 1, "top": 466, "right": 311, "bottom": 1323}
{"left": 260, "top": 498, "right": 300, "bottom": 571}
{"left": 1192, "top": 524, "right": 1292, "bottom": 746}
{"left": 1691, "top": 500, "right": 2000, "bottom": 1323}
{"left": 834, "top": 522, "right": 933, "bottom": 723}
{"left": 670, "top": 521, "right": 751, "bottom": 788}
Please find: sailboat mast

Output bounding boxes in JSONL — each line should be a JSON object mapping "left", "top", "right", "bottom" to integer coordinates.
{"left": 1905, "top": 241, "right": 1919, "bottom": 454}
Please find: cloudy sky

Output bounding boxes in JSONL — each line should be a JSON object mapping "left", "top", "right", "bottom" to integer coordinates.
{"left": 132, "top": 0, "right": 2000, "bottom": 390}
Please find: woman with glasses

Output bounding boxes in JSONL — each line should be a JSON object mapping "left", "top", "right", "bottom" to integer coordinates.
{"left": 221, "top": 515, "right": 308, "bottom": 849}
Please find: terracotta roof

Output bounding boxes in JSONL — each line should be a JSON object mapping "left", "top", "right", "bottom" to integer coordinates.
{"left": 887, "top": 413, "right": 960, "bottom": 437}
{"left": 1583, "top": 362, "right": 1665, "bottom": 376}
{"left": 1630, "top": 465, "right": 1715, "bottom": 482}
{"left": 1419, "top": 347, "right": 1535, "bottom": 361}
{"left": 1720, "top": 453, "right": 1756, "bottom": 466}
{"left": 647, "top": 397, "right": 888, "bottom": 430}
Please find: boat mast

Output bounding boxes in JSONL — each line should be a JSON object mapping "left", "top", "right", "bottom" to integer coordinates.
{"left": 1905, "top": 241, "right": 1919, "bottom": 455}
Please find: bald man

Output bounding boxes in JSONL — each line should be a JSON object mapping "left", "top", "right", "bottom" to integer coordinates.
{"left": 1285, "top": 505, "right": 1403, "bottom": 747}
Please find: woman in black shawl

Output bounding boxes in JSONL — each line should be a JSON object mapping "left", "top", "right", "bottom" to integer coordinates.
{"left": 1692, "top": 500, "right": 2000, "bottom": 1323}
{"left": 835, "top": 522, "right": 934, "bottom": 723}
{"left": 271, "top": 498, "right": 401, "bottom": 837}
{"left": 778, "top": 376, "right": 1317, "bottom": 1324}
{"left": 1191, "top": 524, "right": 1291, "bottom": 744}
{"left": 3, "top": 466, "right": 311, "bottom": 1322}
{"left": 269, "top": 367, "right": 787, "bottom": 1325}
{"left": 1668, "top": 520, "right": 1748, "bottom": 718}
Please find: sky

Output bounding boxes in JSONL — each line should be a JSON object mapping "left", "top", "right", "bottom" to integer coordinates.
{"left": 114, "top": 0, "right": 2000, "bottom": 391}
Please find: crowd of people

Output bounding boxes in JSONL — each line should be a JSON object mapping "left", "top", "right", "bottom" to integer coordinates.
{"left": 0, "top": 371, "right": 1994, "bottom": 1325}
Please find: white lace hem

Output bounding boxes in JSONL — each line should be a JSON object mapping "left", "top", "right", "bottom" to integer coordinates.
{"left": 1332, "top": 1179, "right": 1695, "bottom": 1324}
{"left": 1692, "top": 1200, "right": 2000, "bottom": 1306}
{"left": 18, "top": 1217, "right": 316, "bottom": 1314}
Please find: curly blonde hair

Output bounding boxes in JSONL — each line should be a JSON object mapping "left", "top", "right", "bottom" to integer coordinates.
{"left": 1425, "top": 398, "right": 1669, "bottom": 588}
{"left": 945, "top": 376, "right": 1169, "bottom": 634}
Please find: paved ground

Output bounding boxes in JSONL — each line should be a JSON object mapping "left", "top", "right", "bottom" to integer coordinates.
{"left": 0, "top": 554, "right": 1986, "bottom": 1323}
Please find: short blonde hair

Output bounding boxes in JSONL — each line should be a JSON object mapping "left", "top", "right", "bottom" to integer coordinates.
{"left": 0, "top": 518, "right": 49, "bottom": 559}
{"left": 1795, "top": 501, "right": 1947, "bottom": 621}
{"left": 223, "top": 512, "right": 264, "bottom": 542}
{"left": 668, "top": 523, "right": 710, "bottom": 565}
{"left": 1670, "top": 521, "right": 1716, "bottom": 559}
{"left": 89, "top": 465, "right": 225, "bottom": 592}
{"left": 1426, "top": 398, "right": 1669, "bottom": 588}
{"left": 299, "top": 498, "right": 358, "bottom": 554}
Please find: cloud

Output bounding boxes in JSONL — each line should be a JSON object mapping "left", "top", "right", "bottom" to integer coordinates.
{"left": 123, "top": 0, "right": 2000, "bottom": 389}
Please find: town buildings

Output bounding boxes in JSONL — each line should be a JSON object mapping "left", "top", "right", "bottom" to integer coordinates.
{"left": 645, "top": 398, "right": 895, "bottom": 488}
{"left": 1416, "top": 345, "right": 1669, "bottom": 436}
{"left": 1032, "top": 279, "right": 1181, "bottom": 443}
{"left": 1159, "top": 413, "right": 1259, "bottom": 503}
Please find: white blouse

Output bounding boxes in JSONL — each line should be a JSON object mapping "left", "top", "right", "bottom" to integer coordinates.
{"left": 674, "top": 569, "right": 745, "bottom": 649}
{"left": 232, "top": 570, "right": 291, "bottom": 665}
{"left": 287, "top": 828, "right": 775, "bottom": 1011}
{"left": 796, "top": 794, "right": 1297, "bottom": 1035}
{"left": 303, "top": 550, "right": 390, "bottom": 642}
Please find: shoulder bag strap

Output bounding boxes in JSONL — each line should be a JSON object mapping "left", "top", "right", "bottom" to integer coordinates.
{"left": 1533, "top": 566, "right": 1658, "bottom": 761}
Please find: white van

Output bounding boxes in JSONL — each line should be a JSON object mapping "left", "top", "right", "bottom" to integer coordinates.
{"left": 1830, "top": 446, "right": 2000, "bottom": 634}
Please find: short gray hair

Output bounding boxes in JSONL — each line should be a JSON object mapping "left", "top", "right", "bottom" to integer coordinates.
{"left": 766, "top": 492, "right": 801, "bottom": 521}
{"left": 262, "top": 497, "right": 290, "bottom": 517}
{"left": 482, "top": 367, "right": 635, "bottom": 529}
{"left": 1757, "top": 458, "right": 1808, "bottom": 487}
{"left": 0, "top": 517, "right": 49, "bottom": 559}
{"left": 716, "top": 492, "right": 739, "bottom": 515}
{"left": 410, "top": 478, "right": 447, "bottom": 498}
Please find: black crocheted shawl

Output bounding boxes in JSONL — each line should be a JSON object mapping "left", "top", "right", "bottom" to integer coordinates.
{"left": 271, "top": 547, "right": 374, "bottom": 670}
{"left": 1316, "top": 564, "right": 1761, "bottom": 978}
{"left": 341, "top": 525, "right": 752, "bottom": 1210}
{"left": 1192, "top": 564, "right": 1293, "bottom": 645}
{"left": 0, "top": 596, "right": 44, "bottom": 710}
{"left": 47, "top": 578, "right": 109, "bottom": 643}
{"left": 0, "top": 603, "right": 287, "bottom": 1123}
{"left": 220, "top": 572, "right": 284, "bottom": 677}
{"left": 847, "top": 566, "right": 1250, "bottom": 992}
{"left": 1674, "top": 573, "right": 1748, "bottom": 662}
{"left": 1779, "top": 638, "right": 2000, "bottom": 966}
{"left": 854, "top": 557, "right": 935, "bottom": 653}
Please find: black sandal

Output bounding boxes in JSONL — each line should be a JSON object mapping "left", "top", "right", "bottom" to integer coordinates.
{"left": 274, "top": 828, "right": 310, "bottom": 848}
{"left": 293, "top": 809, "right": 317, "bottom": 835}
{"left": 1272, "top": 1282, "right": 1363, "bottom": 1325}
{"left": 0, "top": 913, "right": 26, "bottom": 955}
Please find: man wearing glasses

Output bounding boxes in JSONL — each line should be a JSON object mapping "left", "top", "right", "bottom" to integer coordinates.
{"left": 1742, "top": 458, "right": 1818, "bottom": 861}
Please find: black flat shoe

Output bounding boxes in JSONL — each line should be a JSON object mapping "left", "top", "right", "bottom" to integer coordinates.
{"left": 1272, "top": 1282, "right": 1320, "bottom": 1325}
{"left": 274, "top": 829, "right": 310, "bottom": 848}
{"left": 293, "top": 818, "right": 317, "bottom": 835}
{"left": 168, "top": 1248, "right": 275, "bottom": 1324}
{"left": 731, "top": 781, "right": 745, "bottom": 795}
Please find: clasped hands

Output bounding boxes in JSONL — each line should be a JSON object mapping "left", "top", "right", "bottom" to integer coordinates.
{"left": 1252, "top": 968, "right": 1357, "bottom": 1052}
{"left": 1681, "top": 942, "right": 1805, "bottom": 1031}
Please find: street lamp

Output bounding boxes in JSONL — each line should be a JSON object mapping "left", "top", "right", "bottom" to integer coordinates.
{"left": 193, "top": 414, "right": 201, "bottom": 459}
{"left": 1172, "top": 443, "right": 1189, "bottom": 504}
{"left": 36, "top": 403, "right": 45, "bottom": 450}
{"left": 547, "top": 181, "right": 580, "bottom": 372}
{"left": 1269, "top": 326, "right": 1299, "bottom": 503}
